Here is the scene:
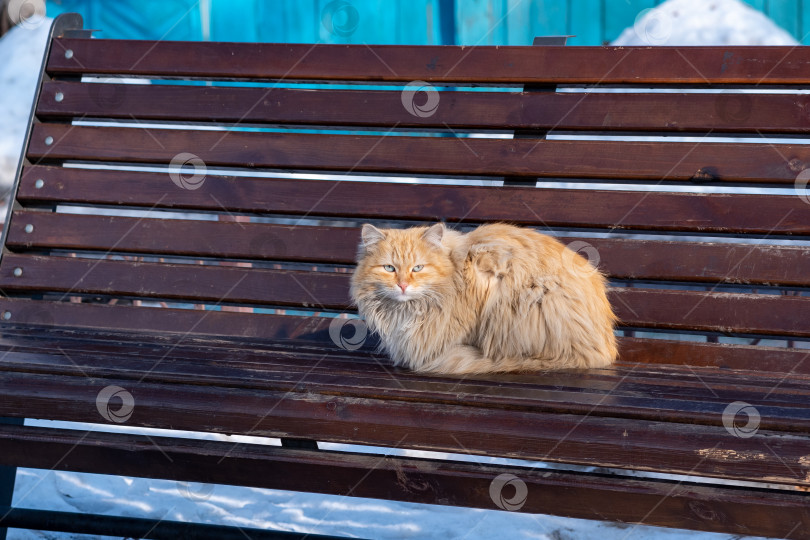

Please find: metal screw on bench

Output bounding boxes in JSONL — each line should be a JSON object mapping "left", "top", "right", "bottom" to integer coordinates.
{"left": 6, "top": 0, "right": 46, "bottom": 30}
{"left": 401, "top": 81, "right": 440, "bottom": 118}
{"left": 320, "top": 0, "right": 359, "bottom": 38}
{"left": 34, "top": 179, "right": 44, "bottom": 189}
{"left": 722, "top": 401, "right": 760, "bottom": 438}
{"left": 24, "top": 224, "right": 33, "bottom": 233}
{"left": 12, "top": 268, "right": 22, "bottom": 277}
{"left": 44, "top": 136, "right": 53, "bottom": 146}
{"left": 64, "top": 49, "right": 73, "bottom": 59}
{"left": 96, "top": 385, "right": 135, "bottom": 423}
{"left": 54, "top": 92, "right": 64, "bottom": 102}
{"left": 489, "top": 473, "right": 528, "bottom": 511}
{"left": 2, "top": 312, "right": 10, "bottom": 321}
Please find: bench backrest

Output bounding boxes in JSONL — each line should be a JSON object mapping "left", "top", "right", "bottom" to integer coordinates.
{"left": 2, "top": 13, "right": 809, "bottom": 373}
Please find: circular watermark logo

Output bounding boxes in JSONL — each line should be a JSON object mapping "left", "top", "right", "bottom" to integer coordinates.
{"left": 248, "top": 232, "right": 288, "bottom": 260}
{"left": 401, "top": 81, "right": 440, "bottom": 118}
{"left": 795, "top": 169, "right": 810, "bottom": 206}
{"left": 88, "top": 81, "right": 128, "bottom": 111}
{"left": 714, "top": 91, "right": 752, "bottom": 124}
{"left": 169, "top": 152, "right": 207, "bottom": 190}
{"left": 489, "top": 473, "right": 527, "bottom": 511}
{"left": 321, "top": 0, "right": 359, "bottom": 38}
{"left": 176, "top": 481, "right": 214, "bottom": 502}
{"left": 7, "top": 0, "right": 46, "bottom": 30}
{"left": 562, "top": 240, "right": 601, "bottom": 278}
{"left": 96, "top": 385, "right": 135, "bottom": 423}
{"left": 328, "top": 316, "right": 367, "bottom": 351}
{"left": 722, "top": 401, "right": 760, "bottom": 438}
{"left": 633, "top": 8, "right": 673, "bottom": 45}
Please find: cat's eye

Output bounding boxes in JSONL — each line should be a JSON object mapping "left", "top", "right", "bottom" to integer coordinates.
{"left": 412, "top": 265, "right": 424, "bottom": 272}
{"left": 383, "top": 265, "right": 396, "bottom": 272}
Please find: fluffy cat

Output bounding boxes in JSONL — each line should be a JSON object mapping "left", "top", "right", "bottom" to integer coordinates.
{"left": 350, "top": 222, "right": 617, "bottom": 374}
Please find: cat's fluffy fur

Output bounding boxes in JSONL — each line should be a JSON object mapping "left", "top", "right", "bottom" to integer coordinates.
{"left": 350, "top": 222, "right": 617, "bottom": 374}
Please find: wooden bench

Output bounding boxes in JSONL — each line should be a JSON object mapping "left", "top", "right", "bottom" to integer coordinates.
{"left": 1, "top": 11, "right": 809, "bottom": 539}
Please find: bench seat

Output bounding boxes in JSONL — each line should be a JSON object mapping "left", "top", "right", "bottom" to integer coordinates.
{"left": 0, "top": 13, "right": 809, "bottom": 539}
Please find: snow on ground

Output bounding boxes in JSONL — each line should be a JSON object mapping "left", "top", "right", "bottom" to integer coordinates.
{"left": 612, "top": 0, "right": 798, "bottom": 46}
{"left": 10, "top": 422, "right": 766, "bottom": 540}
{"left": 0, "top": 16, "right": 50, "bottom": 197}
{"left": 0, "top": 2, "right": 801, "bottom": 539}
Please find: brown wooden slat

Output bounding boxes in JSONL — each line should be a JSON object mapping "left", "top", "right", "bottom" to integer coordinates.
{"left": 37, "top": 81, "right": 810, "bottom": 134}
{"left": 2, "top": 369, "right": 810, "bottom": 487}
{"left": 46, "top": 39, "right": 810, "bottom": 85}
{"left": 9, "top": 211, "right": 810, "bottom": 287}
{"left": 26, "top": 124, "right": 810, "bottom": 184}
{"left": 3, "top": 329, "right": 810, "bottom": 410}
{"left": 618, "top": 337, "right": 810, "bottom": 375}
{"left": 0, "top": 253, "right": 351, "bottom": 310}
{"left": 3, "top": 331, "right": 810, "bottom": 418}
{"left": 581, "top": 237, "right": 810, "bottom": 287}
{"left": 2, "top": 324, "right": 810, "bottom": 408}
{"left": 0, "top": 298, "right": 807, "bottom": 374}
{"left": 18, "top": 166, "right": 810, "bottom": 235}
{"left": 0, "top": 255, "right": 808, "bottom": 337}
{"left": 0, "top": 302, "right": 802, "bottom": 387}
{"left": 7, "top": 211, "right": 360, "bottom": 265}
{"left": 611, "top": 288, "right": 810, "bottom": 337}
{"left": 4, "top": 424, "right": 809, "bottom": 539}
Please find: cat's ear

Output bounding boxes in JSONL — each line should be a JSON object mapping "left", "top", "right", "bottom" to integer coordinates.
{"left": 423, "top": 222, "right": 445, "bottom": 249}
{"left": 360, "top": 224, "right": 386, "bottom": 250}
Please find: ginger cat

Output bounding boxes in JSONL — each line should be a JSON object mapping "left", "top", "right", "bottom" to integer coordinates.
{"left": 350, "top": 223, "right": 617, "bottom": 374}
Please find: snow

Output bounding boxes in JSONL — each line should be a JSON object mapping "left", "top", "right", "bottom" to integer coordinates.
{"left": 612, "top": 0, "right": 799, "bottom": 46}
{"left": 0, "top": 2, "right": 798, "bottom": 539}
{"left": 0, "top": 17, "right": 50, "bottom": 196}
{"left": 11, "top": 422, "right": 761, "bottom": 540}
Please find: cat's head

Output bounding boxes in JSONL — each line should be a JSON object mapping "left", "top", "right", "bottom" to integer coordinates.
{"left": 351, "top": 223, "right": 455, "bottom": 303}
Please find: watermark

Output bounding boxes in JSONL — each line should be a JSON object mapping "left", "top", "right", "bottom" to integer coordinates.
{"left": 722, "top": 401, "right": 760, "bottom": 438}
{"left": 321, "top": 0, "right": 359, "bottom": 38}
{"left": 489, "top": 473, "right": 527, "bottom": 511}
{"left": 249, "top": 232, "right": 288, "bottom": 259}
{"left": 169, "top": 152, "right": 207, "bottom": 190}
{"left": 88, "top": 80, "right": 128, "bottom": 110}
{"left": 795, "top": 169, "right": 810, "bottom": 206}
{"left": 633, "top": 8, "right": 673, "bottom": 46}
{"left": 7, "top": 0, "right": 46, "bottom": 30}
{"left": 561, "top": 240, "right": 601, "bottom": 278}
{"left": 401, "top": 81, "right": 440, "bottom": 118}
{"left": 714, "top": 90, "right": 752, "bottom": 124}
{"left": 96, "top": 385, "right": 135, "bottom": 423}
{"left": 176, "top": 481, "right": 215, "bottom": 502}
{"left": 329, "top": 316, "right": 367, "bottom": 351}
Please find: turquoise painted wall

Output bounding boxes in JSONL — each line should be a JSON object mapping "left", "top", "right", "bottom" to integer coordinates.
{"left": 44, "top": 0, "right": 808, "bottom": 45}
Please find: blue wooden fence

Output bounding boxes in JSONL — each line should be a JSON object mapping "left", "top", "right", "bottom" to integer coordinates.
{"left": 44, "top": 0, "right": 807, "bottom": 45}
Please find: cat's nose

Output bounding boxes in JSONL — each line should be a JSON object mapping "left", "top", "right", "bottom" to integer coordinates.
{"left": 398, "top": 282, "right": 408, "bottom": 293}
